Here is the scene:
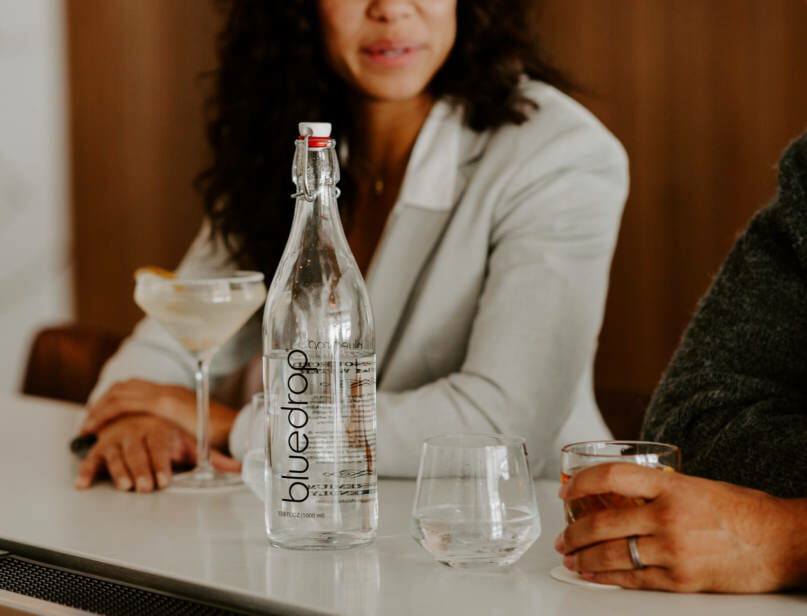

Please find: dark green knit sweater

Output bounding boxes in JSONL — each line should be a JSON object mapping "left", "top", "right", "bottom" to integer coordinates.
{"left": 641, "top": 132, "right": 807, "bottom": 499}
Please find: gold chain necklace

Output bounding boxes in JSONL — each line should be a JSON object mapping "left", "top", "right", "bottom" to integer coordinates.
{"left": 372, "top": 176, "right": 385, "bottom": 196}
{"left": 349, "top": 156, "right": 387, "bottom": 197}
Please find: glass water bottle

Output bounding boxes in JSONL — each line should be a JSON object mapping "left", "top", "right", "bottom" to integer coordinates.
{"left": 262, "top": 122, "right": 377, "bottom": 550}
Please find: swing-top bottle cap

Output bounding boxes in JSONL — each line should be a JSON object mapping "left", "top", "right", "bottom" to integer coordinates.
{"left": 298, "top": 122, "right": 332, "bottom": 138}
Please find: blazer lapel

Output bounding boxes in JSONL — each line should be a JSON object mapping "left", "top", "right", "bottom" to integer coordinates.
{"left": 367, "top": 206, "right": 452, "bottom": 374}
{"left": 366, "top": 102, "right": 487, "bottom": 375}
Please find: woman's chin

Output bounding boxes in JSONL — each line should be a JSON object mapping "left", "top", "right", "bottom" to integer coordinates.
{"left": 351, "top": 75, "right": 432, "bottom": 105}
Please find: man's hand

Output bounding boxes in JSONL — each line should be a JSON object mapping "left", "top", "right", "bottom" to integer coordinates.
{"left": 75, "top": 414, "right": 241, "bottom": 492}
{"left": 79, "top": 379, "right": 237, "bottom": 449}
{"left": 555, "top": 463, "right": 807, "bottom": 592}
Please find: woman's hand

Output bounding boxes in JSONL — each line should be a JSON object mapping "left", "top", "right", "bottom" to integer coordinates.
{"left": 79, "top": 379, "right": 237, "bottom": 450}
{"left": 555, "top": 463, "right": 807, "bottom": 592}
{"left": 75, "top": 414, "right": 241, "bottom": 492}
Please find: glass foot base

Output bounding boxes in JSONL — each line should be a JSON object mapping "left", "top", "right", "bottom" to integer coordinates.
{"left": 170, "top": 467, "right": 242, "bottom": 490}
{"left": 438, "top": 558, "right": 517, "bottom": 568}
{"left": 269, "top": 531, "right": 375, "bottom": 551}
{"left": 428, "top": 547, "right": 532, "bottom": 569}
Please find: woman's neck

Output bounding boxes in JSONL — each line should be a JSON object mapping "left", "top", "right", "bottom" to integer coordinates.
{"left": 351, "top": 93, "right": 435, "bottom": 178}
{"left": 344, "top": 92, "right": 435, "bottom": 275}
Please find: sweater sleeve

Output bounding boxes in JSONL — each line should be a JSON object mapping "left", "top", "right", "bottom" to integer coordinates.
{"left": 641, "top": 179, "right": 807, "bottom": 498}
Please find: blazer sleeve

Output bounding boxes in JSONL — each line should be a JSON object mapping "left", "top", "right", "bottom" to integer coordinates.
{"left": 374, "top": 128, "right": 628, "bottom": 477}
{"left": 87, "top": 220, "right": 260, "bottom": 408}
{"left": 641, "top": 195, "right": 807, "bottom": 498}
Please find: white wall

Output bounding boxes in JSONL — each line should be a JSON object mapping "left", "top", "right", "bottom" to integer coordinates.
{"left": 0, "top": 0, "right": 72, "bottom": 392}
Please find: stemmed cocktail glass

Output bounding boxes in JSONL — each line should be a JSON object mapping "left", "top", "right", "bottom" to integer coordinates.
{"left": 134, "top": 269, "right": 266, "bottom": 489}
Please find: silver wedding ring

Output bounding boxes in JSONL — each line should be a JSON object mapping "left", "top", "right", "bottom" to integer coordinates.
{"left": 628, "top": 535, "right": 645, "bottom": 570}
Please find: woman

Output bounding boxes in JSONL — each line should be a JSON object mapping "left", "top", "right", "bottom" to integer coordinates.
{"left": 75, "top": 0, "right": 628, "bottom": 492}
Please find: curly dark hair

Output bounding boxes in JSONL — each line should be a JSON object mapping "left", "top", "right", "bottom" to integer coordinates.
{"left": 196, "top": 0, "right": 568, "bottom": 276}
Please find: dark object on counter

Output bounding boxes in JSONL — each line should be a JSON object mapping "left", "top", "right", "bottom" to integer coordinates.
{"left": 69, "top": 433, "right": 98, "bottom": 459}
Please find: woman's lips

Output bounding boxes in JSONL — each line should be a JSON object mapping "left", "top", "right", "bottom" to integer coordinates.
{"left": 360, "top": 41, "right": 422, "bottom": 68}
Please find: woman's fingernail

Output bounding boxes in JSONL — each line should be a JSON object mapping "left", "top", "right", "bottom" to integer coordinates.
{"left": 136, "top": 477, "right": 151, "bottom": 492}
{"left": 117, "top": 478, "right": 132, "bottom": 491}
{"left": 563, "top": 554, "right": 576, "bottom": 570}
{"left": 558, "top": 483, "right": 569, "bottom": 499}
{"left": 156, "top": 472, "right": 169, "bottom": 488}
{"left": 75, "top": 477, "right": 88, "bottom": 489}
{"left": 581, "top": 572, "right": 595, "bottom": 580}
{"left": 554, "top": 533, "right": 564, "bottom": 552}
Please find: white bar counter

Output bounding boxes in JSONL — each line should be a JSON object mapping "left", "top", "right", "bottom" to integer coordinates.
{"left": 0, "top": 394, "right": 804, "bottom": 615}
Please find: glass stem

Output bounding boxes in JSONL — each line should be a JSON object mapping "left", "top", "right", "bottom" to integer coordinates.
{"left": 194, "top": 357, "right": 213, "bottom": 474}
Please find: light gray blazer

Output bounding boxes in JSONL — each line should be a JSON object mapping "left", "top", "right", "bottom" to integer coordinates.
{"left": 90, "top": 81, "right": 629, "bottom": 478}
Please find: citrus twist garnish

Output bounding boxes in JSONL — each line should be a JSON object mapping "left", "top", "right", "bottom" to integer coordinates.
{"left": 134, "top": 266, "right": 176, "bottom": 280}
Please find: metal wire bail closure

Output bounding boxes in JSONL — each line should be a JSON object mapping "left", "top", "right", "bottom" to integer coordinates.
{"left": 291, "top": 126, "right": 316, "bottom": 202}
{"left": 291, "top": 126, "right": 341, "bottom": 201}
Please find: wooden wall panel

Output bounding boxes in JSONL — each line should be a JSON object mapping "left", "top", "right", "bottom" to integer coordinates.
{"left": 67, "top": 1, "right": 807, "bottom": 401}
{"left": 68, "top": 0, "right": 220, "bottom": 334}
{"left": 537, "top": 0, "right": 807, "bottom": 394}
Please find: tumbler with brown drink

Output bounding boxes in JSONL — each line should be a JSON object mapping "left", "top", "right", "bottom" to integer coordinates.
{"left": 560, "top": 441, "right": 681, "bottom": 524}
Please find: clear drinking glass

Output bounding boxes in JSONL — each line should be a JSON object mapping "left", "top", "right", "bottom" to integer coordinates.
{"left": 410, "top": 434, "right": 541, "bottom": 568}
{"left": 134, "top": 269, "right": 266, "bottom": 489}
{"left": 248, "top": 392, "right": 269, "bottom": 451}
{"left": 560, "top": 440, "right": 681, "bottom": 524}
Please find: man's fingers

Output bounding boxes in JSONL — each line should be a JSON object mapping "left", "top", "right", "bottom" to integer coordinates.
{"left": 560, "top": 502, "right": 660, "bottom": 553}
{"left": 560, "top": 463, "right": 672, "bottom": 502}
{"left": 566, "top": 536, "right": 666, "bottom": 572}
{"left": 104, "top": 446, "right": 133, "bottom": 491}
{"left": 145, "top": 432, "right": 172, "bottom": 489}
{"left": 75, "top": 449, "right": 104, "bottom": 490}
{"left": 122, "top": 437, "right": 155, "bottom": 493}
{"left": 582, "top": 567, "right": 682, "bottom": 591}
{"left": 211, "top": 449, "right": 243, "bottom": 473}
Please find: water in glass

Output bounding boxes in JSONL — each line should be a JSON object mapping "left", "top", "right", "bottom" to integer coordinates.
{"left": 410, "top": 434, "right": 541, "bottom": 568}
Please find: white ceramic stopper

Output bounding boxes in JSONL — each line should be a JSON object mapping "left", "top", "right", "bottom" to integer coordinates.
{"left": 298, "top": 122, "right": 332, "bottom": 137}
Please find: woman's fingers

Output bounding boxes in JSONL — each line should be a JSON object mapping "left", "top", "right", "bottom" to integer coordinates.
{"left": 559, "top": 501, "right": 660, "bottom": 553}
{"left": 122, "top": 436, "right": 155, "bottom": 493}
{"left": 175, "top": 432, "right": 198, "bottom": 465}
{"left": 103, "top": 446, "right": 133, "bottom": 491}
{"left": 566, "top": 535, "right": 666, "bottom": 572}
{"left": 75, "top": 449, "right": 104, "bottom": 489}
{"left": 82, "top": 393, "right": 151, "bottom": 434}
{"left": 211, "top": 449, "right": 243, "bottom": 473}
{"left": 75, "top": 414, "right": 240, "bottom": 492}
{"left": 560, "top": 463, "right": 672, "bottom": 502}
{"left": 82, "top": 379, "right": 174, "bottom": 434}
{"left": 178, "top": 430, "right": 242, "bottom": 474}
{"left": 145, "top": 432, "right": 172, "bottom": 489}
